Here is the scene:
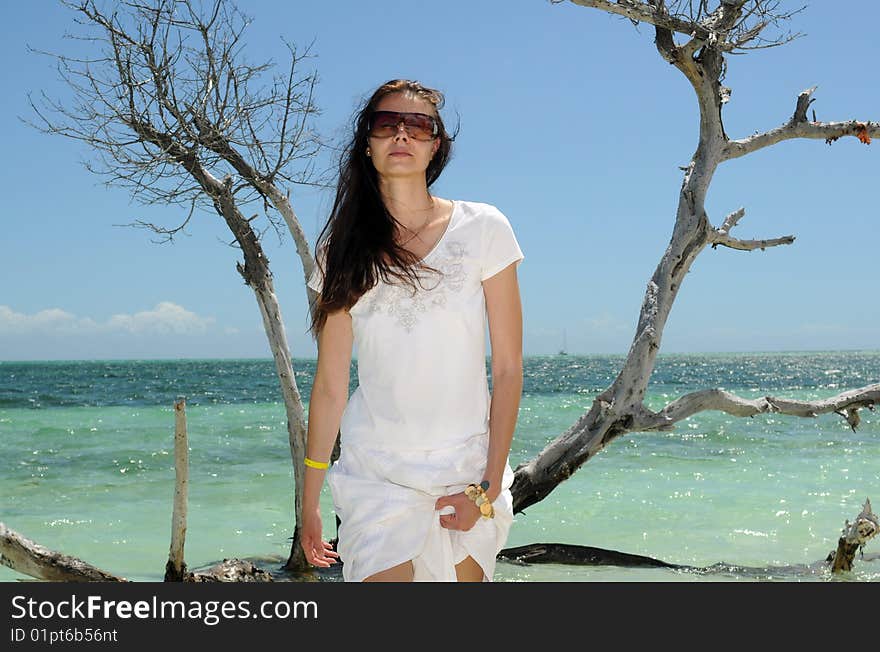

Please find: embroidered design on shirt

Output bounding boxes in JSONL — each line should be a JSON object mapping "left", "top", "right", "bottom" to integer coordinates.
{"left": 357, "top": 240, "right": 468, "bottom": 332}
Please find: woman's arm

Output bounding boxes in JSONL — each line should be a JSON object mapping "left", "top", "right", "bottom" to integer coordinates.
{"left": 435, "top": 261, "right": 523, "bottom": 530}
{"left": 481, "top": 261, "right": 524, "bottom": 502}
{"left": 301, "top": 307, "right": 353, "bottom": 566}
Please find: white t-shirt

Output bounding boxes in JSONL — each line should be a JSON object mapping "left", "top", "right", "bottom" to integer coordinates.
{"left": 308, "top": 199, "right": 524, "bottom": 451}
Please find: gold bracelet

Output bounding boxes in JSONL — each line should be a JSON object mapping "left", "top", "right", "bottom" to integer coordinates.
{"left": 304, "top": 457, "right": 329, "bottom": 470}
{"left": 465, "top": 480, "right": 495, "bottom": 519}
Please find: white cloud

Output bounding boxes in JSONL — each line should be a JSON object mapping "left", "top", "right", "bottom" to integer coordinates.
{"left": 0, "top": 302, "right": 215, "bottom": 336}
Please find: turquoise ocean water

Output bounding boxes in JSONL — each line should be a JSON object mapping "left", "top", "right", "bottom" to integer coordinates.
{"left": 1, "top": 352, "right": 878, "bottom": 582}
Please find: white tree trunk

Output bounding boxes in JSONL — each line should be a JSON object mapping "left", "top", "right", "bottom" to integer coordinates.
{"left": 511, "top": 1, "right": 879, "bottom": 514}
{"left": 249, "top": 279, "right": 309, "bottom": 569}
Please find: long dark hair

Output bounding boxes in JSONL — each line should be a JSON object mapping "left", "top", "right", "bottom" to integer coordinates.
{"left": 309, "top": 79, "right": 456, "bottom": 336}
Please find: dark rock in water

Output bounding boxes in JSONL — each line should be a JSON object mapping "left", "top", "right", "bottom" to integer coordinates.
{"left": 498, "top": 543, "right": 684, "bottom": 569}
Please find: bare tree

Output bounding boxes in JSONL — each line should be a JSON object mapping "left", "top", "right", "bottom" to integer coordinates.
{"left": 27, "top": 0, "right": 325, "bottom": 572}
{"left": 511, "top": 0, "right": 878, "bottom": 539}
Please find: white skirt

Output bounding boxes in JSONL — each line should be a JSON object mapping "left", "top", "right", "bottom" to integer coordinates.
{"left": 326, "top": 432, "right": 515, "bottom": 582}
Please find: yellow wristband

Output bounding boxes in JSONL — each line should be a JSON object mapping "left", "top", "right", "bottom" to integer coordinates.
{"left": 304, "top": 457, "right": 329, "bottom": 470}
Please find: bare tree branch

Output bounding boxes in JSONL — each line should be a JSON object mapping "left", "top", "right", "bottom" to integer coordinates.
{"left": 708, "top": 208, "right": 795, "bottom": 250}
{"left": 29, "top": 0, "right": 327, "bottom": 235}
{"left": 723, "top": 87, "right": 878, "bottom": 160}
{"left": 551, "top": 0, "right": 805, "bottom": 51}
{"left": 710, "top": 232, "right": 794, "bottom": 251}
{"left": 631, "top": 384, "right": 880, "bottom": 432}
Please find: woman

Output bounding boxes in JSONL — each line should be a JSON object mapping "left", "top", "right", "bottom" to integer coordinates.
{"left": 301, "top": 79, "right": 524, "bottom": 582}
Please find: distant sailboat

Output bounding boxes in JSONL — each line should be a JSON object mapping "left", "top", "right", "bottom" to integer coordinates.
{"left": 558, "top": 329, "right": 568, "bottom": 356}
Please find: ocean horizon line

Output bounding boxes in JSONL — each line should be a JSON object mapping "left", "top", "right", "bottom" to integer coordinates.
{"left": 1, "top": 348, "right": 879, "bottom": 365}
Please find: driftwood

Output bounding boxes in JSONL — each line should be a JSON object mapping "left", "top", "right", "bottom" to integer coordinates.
{"left": 184, "top": 559, "right": 274, "bottom": 582}
{"left": 1, "top": 521, "right": 273, "bottom": 583}
{"left": 0, "top": 522, "right": 127, "bottom": 582}
{"left": 827, "top": 498, "right": 879, "bottom": 572}
{"left": 160, "top": 397, "right": 273, "bottom": 582}
{"left": 497, "top": 499, "right": 878, "bottom": 578}
{"left": 4, "top": 496, "right": 875, "bottom": 582}
{"left": 164, "top": 397, "right": 189, "bottom": 582}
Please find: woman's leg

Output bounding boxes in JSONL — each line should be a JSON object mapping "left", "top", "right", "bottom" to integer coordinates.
{"left": 363, "top": 560, "right": 415, "bottom": 582}
{"left": 454, "top": 556, "right": 484, "bottom": 582}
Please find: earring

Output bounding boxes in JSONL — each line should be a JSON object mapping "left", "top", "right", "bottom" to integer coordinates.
{"left": 366, "top": 147, "right": 371, "bottom": 157}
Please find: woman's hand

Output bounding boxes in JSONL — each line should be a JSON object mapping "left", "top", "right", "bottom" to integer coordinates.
{"left": 300, "top": 507, "right": 340, "bottom": 568}
{"left": 435, "top": 492, "right": 481, "bottom": 532}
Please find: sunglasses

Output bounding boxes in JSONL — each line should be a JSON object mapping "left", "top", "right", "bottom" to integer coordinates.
{"left": 368, "top": 110, "right": 439, "bottom": 141}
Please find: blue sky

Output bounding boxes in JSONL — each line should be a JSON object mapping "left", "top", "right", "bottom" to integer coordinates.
{"left": 1, "top": 1, "right": 877, "bottom": 360}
